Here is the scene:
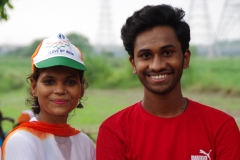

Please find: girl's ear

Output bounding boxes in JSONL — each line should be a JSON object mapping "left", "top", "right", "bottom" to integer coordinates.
{"left": 30, "top": 78, "right": 37, "bottom": 96}
{"left": 183, "top": 49, "right": 191, "bottom": 69}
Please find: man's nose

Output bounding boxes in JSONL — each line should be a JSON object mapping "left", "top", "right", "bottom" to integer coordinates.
{"left": 149, "top": 56, "right": 166, "bottom": 71}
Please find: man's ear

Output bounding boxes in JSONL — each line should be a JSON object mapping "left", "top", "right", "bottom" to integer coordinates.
{"left": 129, "top": 56, "right": 137, "bottom": 74}
{"left": 30, "top": 78, "right": 37, "bottom": 96}
{"left": 183, "top": 49, "right": 191, "bottom": 69}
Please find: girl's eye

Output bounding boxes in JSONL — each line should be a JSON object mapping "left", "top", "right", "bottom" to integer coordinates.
{"left": 66, "top": 80, "right": 77, "bottom": 85}
{"left": 43, "top": 79, "right": 54, "bottom": 85}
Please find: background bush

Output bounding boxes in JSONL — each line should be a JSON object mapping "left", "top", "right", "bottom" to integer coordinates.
{"left": 1, "top": 33, "right": 240, "bottom": 95}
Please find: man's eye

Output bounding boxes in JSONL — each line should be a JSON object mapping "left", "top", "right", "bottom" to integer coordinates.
{"left": 142, "top": 53, "right": 150, "bottom": 58}
{"left": 163, "top": 50, "right": 173, "bottom": 56}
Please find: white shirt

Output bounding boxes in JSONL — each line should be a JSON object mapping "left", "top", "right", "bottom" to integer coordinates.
{"left": 2, "top": 118, "right": 96, "bottom": 160}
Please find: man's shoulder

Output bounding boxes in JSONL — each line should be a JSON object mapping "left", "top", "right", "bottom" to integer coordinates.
{"left": 188, "top": 98, "right": 234, "bottom": 120}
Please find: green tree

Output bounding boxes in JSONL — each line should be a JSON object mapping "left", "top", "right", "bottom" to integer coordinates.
{"left": 67, "top": 33, "right": 93, "bottom": 54}
{"left": 0, "top": 0, "right": 13, "bottom": 21}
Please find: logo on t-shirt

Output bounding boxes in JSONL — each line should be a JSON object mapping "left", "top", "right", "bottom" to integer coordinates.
{"left": 191, "top": 149, "right": 212, "bottom": 160}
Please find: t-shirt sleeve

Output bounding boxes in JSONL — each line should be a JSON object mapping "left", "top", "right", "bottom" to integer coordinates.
{"left": 2, "top": 131, "right": 41, "bottom": 160}
{"left": 97, "top": 123, "right": 126, "bottom": 160}
{"left": 215, "top": 117, "right": 240, "bottom": 160}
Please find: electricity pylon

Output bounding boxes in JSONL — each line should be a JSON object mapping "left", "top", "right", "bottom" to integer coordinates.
{"left": 211, "top": 0, "right": 240, "bottom": 56}
{"left": 95, "top": 0, "right": 116, "bottom": 47}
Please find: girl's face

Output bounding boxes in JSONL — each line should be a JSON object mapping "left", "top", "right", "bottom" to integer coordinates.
{"left": 31, "top": 66, "right": 84, "bottom": 124}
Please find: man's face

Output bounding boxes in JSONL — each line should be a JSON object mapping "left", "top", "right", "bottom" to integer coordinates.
{"left": 130, "top": 26, "right": 190, "bottom": 95}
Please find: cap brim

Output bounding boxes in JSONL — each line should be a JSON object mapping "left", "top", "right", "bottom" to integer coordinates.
{"left": 35, "top": 57, "right": 87, "bottom": 71}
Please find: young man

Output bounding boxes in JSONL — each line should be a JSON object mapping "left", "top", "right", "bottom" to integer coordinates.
{"left": 96, "top": 4, "right": 240, "bottom": 160}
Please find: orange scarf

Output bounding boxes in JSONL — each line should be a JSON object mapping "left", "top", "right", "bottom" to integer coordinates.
{"left": 12, "top": 121, "right": 80, "bottom": 137}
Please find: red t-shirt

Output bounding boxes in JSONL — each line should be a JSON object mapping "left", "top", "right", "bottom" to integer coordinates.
{"left": 97, "top": 99, "right": 240, "bottom": 160}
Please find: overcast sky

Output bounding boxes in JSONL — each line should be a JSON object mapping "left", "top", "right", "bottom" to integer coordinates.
{"left": 0, "top": 0, "right": 225, "bottom": 46}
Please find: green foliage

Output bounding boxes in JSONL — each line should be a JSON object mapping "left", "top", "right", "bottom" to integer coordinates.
{"left": 5, "top": 39, "right": 42, "bottom": 57}
{"left": 181, "top": 57, "right": 240, "bottom": 95}
{"left": 67, "top": 33, "right": 93, "bottom": 54}
{"left": 20, "top": 40, "right": 42, "bottom": 57}
{"left": 84, "top": 50, "right": 140, "bottom": 88}
{"left": 0, "top": 0, "right": 13, "bottom": 21}
{"left": 0, "top": 56, "right": 30, "bottom": 94}
{"left": 1, "top": 53, "right": 240, "bottom": 94}
{"left": 84, "top": 53, "right": 112, "bottom": 88}
{"left": 0, "top": 70, "right": 24, "bottom": 92}
{"left": 1, "top": 32, "right": 240, "bottom": 95}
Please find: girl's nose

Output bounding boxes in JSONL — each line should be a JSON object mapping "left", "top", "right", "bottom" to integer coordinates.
{"left": 53, "top": 85, "right": 67, "bottom": 94}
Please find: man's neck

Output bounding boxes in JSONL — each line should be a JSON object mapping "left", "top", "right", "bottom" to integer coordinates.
{"left": 142, "top": 87, "right": 187, "bottom": 118}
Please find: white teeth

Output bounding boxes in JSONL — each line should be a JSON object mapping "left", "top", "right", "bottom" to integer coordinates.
{"left": 151, "top": 75, "right": 166, "bottom": 79}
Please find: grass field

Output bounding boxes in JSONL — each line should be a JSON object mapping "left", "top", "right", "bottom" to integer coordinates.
{"left": 1, "top": 87, "right": 240, "bottom": 135}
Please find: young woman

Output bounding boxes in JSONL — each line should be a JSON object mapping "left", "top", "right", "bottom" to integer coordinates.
{"left": 1, "top": 33, "right": 96, "bottom": 160}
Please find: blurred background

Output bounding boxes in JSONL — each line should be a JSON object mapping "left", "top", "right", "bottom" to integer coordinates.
{"left": 0, "top": 0, "right": 240, "bottom": 142}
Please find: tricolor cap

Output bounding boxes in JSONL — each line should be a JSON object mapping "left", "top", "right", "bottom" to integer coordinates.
{"left": 31, "top": 33, "right": 87, "bottom": 72}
